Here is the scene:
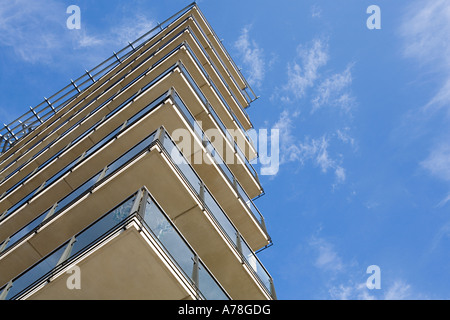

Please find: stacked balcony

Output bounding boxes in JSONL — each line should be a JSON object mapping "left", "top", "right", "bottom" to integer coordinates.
{"left": 0, "top": 3, "right": 274, "bottom": 300}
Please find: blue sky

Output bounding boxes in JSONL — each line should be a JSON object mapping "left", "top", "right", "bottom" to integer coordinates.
{"left": 1, "top": 0, "right": 449, "bottom": 300}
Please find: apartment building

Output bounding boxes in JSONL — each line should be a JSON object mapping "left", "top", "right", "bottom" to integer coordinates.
{"left": 0, "top": 3, "right": 275, "bottom": 300}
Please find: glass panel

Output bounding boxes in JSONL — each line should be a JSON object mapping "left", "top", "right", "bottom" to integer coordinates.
{"left": 3, "top": 209, "right": 49, "bottom": 251}
{"left": 4, "top": 186, "right": 39, "bottom": 220}
{"left": 143, "top": 199, "right": 194, "bottom": 278}
{"left": 163, "top": 133, "right": 201, "bottom": 195}
{"left": 202, "top": 190, "right": 237, "bottom": 247}
{"left": 197, "top": 261, "right": 228, "bottom": 300}
{"left": 68, "top": 195, "right": 135, "bottom": 260}
{"left": 53, "top": 172, "right": 101, "bottom": 215}
{"left": 239, "top": 235, "right": 271, "bottom": 294}
{"left": 7, "top": 245, "right": 66, "bottom": 300}
{"left": 104, "top": 133, "right": 155, "bottom": 176}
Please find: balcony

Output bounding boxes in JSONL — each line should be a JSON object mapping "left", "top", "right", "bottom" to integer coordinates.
{"left": 0, "top": 187, "right": 229, "bottom": 300}
{"left": 1, "top": 64, "right": 265, "bottom": 251}
{"left": 0, "top": 23, "right": 256, "bottom": 198}
{"left": 0, "top": 122, "right": 274, "bottom": 299}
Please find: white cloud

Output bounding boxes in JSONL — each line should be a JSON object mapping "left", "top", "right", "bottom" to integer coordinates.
{"left": 329, "top": 280, "right": 416, "bottom": 300}
{"left": 336, "top": 127, "right": 356, "bottom": 147}
{"left": 0, "top": 0, "right": 155, "bottom": 66}
{"left": 283, "top": 39, "right": 329, "bottom": 100}
{"left": 400, "top": 1, "right": 450, "bottom": 199}
{"left": 273, "top": 109, "right": 346, "bottom": 183}
{"left": 384, "top": 281, "right": 413, "bottom": 300}
{"left": 111, "top": 14, "right": 156, "bottom": 48}
{"left": 420, "top": 142, "right": 450, "bottom": 181}
{"left": 400, "top": 0, "right": 450, "bottom": 112}
{"left": 312, "top": 64, "right": 355, "bottom": 113}
{"left": 311, "top": 5, "right": 322, "bottom": 19}
{"left": 309, "top": 237, "right": 344, "bottom": 272}
{"left": 0, "top": 0, "right": 65, "bottom": 63}
{"left": 436, "top": 193, "right": 450, "bottom": 208}
{"left": 234, "top": 25, "right": 265, "bottom": 88}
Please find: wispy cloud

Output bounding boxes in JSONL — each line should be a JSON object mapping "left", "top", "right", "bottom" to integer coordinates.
{"left": 309, "top": 236, "right": 344, "bottom": 273}
{"left": 0, "top": 0, "right": 65, "bottom": 63}
{"left": 399, "top": 0, "right": 450, "bottom": 119}
{"left": 0, "top": 0, "right": 155, "bottom": 66}
{"left": 420, "top": 142, "right": 450, "bottom": 181}
{"left": 234, "top": 25, "right": 265, "bottom": 88}
{"left": 329, "top": 280, "right": 416, "bottom": 300}
{"left": 399, "top": 0, "right": 450, "bottom": 200}
{"left": 273, "top": 110, "right": 346, "bottom": 183}
{"left": 436, "top": 193, "right": 450, "bottom": 208}
{"left": 311, "top": 5, "right": 322, "bottom": 19}
{"left": 282, "top": 38, "right": 329, "bottom": 101}
{"left": 312, "top": 64, "right": 355, "bottom": 114}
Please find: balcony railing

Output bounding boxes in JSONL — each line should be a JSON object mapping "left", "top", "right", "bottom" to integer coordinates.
{"left": 1, "top": 119, "right": 275, "bottom": 299}
{"left": 0, "top": 187, "right": 229, "bottom": 300}
{"left": 157, "top": 127, "right": 275, "bottom": 299}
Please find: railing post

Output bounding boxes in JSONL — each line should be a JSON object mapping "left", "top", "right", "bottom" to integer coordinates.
{"left": 113, "top": 51, "right": 121, "bottom": 63}
{"left": 260, "top": 216, "right": 269, "bottom": 238}
{"left": 199, "top": 182, "right": 205, "bottom": 202}
{"left": 0, "top": 237, "right": 10, "bottom": 253}
{"left": 269, "top": 278, "right": 277, "bottom": 300}
{"left": 56, "top": 236, "right": 77, "bottom": 267}
{"left": 43, "top": 203, "right": 58, "bottom": 222}
{"left": 85, "top": 70, "right": 95, "bottom": 83}
{"left": 232, "top": 177, "right": 239, "bottom": 197}
{"left": 0, "top": 281, "right": 13, "bottom": 300}
{"left": 0, "top": 210, "right": 7, "bottom": 221}
{"left": 137, "top": 190, "right": 149, "bottom": 220}
{"left": 130, "top": 188, "right": 144, "bottom": 216}
{"left": 96, "top": 166, "right": 108, "bottom": 183}
{"left": 192, "top": 255, "right": 199, "bottom": 294}
{"left": 153, "top": 126, "right": 165, "bottom": 146}
{"left": 235, "top": 231, "right": 244, "bottom": 264}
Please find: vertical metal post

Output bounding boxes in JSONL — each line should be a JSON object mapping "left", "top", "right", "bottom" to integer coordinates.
{"left": 113, "top": 52, "right": 121, "bottom": 63}
{"left": 232, "top": 177, "right": 239, "bottom": 197}
{"left": 0, "top": 210, "right": 7, "bottom": 221}
{"left": 96, "top": 166, "right": 108, "bottom": 183}
{"left": 199, "top": 182, "right": 205, "bottom": 202}
{"left": 70, "top": 80, "right": 81, "bottom": 93}
{"left": 0, "top": 237, "right": 10, "bottom": 253}
{"left": 34, "top": 181, "right": 47, "bottom": 194}
{"left": 44, "top": 97, "right": 56, "bottom": 114}
{"left": 128, "top": 42, "right": 136, "bottom": 51}
{"left": 192, "top": 255, "right": 199, "bottom": 293}
{"left": 30, "top": 106, "right": 43, "bottom": 124}
{"left": 0, "top": 281, "right": 13, "bottom": 300}
{"left": 43, "top": 203, "right": 59, "bottom": 222}
{"left": 85, "top": 70, "right": 95, "bottom": 83}
{"left": 56, "top": 236, "right": 77, "bottom": 267}
{"left": 236, "top": 231, "right": 244, "bottom": 264}
{"left": 137, "top": 190, "right": 149, "bottom": 220}
{"left": 269, "top": 278, "right": 277, "bottom": 300}
{"left": 130, "top": 188, "right": 144, "bottom": 216}
{"left": 154, "top": 126, "right": 165, "bottom": 146}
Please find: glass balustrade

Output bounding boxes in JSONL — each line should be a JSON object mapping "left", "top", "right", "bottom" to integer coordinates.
{"left": 159, "top": 129, "right": 274, "bottom": 298}
{"left": 0, "top": 188, "right": 229, "bottom": 300}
